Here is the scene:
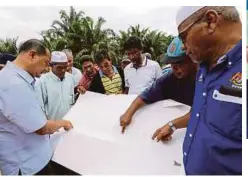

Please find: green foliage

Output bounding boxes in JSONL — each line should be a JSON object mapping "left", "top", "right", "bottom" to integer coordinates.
{"left": 0, "top": 37, "right": 19, "bottom": 55}
{"left": 0, "top": 6, "right": 175, "bottom": 67}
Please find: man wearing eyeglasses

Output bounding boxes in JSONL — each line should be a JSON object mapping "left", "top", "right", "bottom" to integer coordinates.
{"left": 176, "top": 6, "right": 242, "bottom": 175}
{"left": 120, "top": 36, "right": 197, "bottom": 134}
{"left": 123, "top": 36, "right": 162, "bottom": 95}
{"left": 35, "top": 51, "right": 85, "bottom": 120}
{"left": 78, "top": 55, "right": 98, "bottom": 90}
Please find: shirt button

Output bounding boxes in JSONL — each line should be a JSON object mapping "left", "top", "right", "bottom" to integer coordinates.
{"left": 196, "top": 113, "right": 200, "bottom": 117}
{"left": 189, "top": 134, "right": 193, "bottom": 138}
{"left": 202, "top": 92, "right": 207, "bottom": 97}
{"left": 184, "top": 152, "right": 187, "bottom": 156}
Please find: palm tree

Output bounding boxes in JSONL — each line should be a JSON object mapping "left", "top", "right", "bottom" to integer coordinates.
{"left": 117, "top": 25, "right": 174, "bottom": 64}
{"left": 42, "top": 6, "right": 119, "bottom": 67}
{"left": 143, "top": 30, "right": 174, "bottom": 62}
{"left": 117, "top": 25, "right": 149, "bottom": 54}
{"left": 128, "top": 24, "right": 149, "bottom": 40}
{"left": 41, "top": 6, "right": 174, "bottom": 67}
{"left": 0, "top": 37, "right": 19, "bottom": 55}
{"left": 41, "top": 30, "right": 68, "bottom": 51}
{"left": 79, "top": 16, "right": 116, "bottom": 54}
{"left": 52, "top": 6, "right": 85, "bottom": 36}
{"left": 47, "top": 6, "right": 85, "bottom": 54}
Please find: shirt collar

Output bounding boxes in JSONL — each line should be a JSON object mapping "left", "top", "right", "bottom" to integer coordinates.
{"left": 71, "top": 67, "right": 76, "bottom": 74}
{"left": 83, "top": 68, "right": 97, "bottom": 80}
{"left": 130, "top": 55, "right": 148, "bottom": 68}
{"left": 5, "top": 61, "right": 35, "bottom": 86}
{"left": 200, "top": 40, "right": 242, "bottom": 70}
{"left": 99, "top": 65, "right": 118, "bottom": 78}
{"left": 49, "top": 71, "right": 66, "bottom": 81}
{"left": 225, "top": 40, "right": 242, "bottom": 66}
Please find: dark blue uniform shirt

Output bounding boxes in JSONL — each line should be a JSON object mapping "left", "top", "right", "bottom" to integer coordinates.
{"left": 139, "top": 71, "right": 195, "bottom": 106}
{"left": 183, "top": 41, "right": 242, "bottom": 175}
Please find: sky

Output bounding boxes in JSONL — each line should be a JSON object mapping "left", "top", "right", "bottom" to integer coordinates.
{"left": 0, "top": 6, "right": 242, "bottom": 44}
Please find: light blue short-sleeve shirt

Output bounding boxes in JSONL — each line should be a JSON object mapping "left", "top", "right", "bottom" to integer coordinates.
{"left": 35, "top": 71, "right": 77, "bottom": 120}
{"left": 0, "top": 62, "right": 53, "bottom": 175}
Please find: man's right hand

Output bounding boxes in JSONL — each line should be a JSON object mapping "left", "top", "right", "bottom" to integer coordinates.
{"left": 35, "top": 120, "right": 73, "bottom": 135}
{"left": 62, "top": 120, "right": 73, "bottom": 131}
{"left": 120, "top": 113, "right": 132, "bottom": 134}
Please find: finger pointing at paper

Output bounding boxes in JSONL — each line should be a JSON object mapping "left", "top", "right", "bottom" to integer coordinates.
{"left": 120, "top": 113, "right": 132, "bottom": 134}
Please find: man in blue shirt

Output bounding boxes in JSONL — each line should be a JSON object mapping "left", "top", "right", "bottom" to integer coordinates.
{"left": 174, "top": 6, "right": 242, "bottom": 175}
{"left": 0, "top": 39, "right": 73, "bottom": 175}
{"left": 120, "top": 36, "right": 197, "bottom": 134}
{"left": 35, "top": 51, "right": 85, "bottom": 120}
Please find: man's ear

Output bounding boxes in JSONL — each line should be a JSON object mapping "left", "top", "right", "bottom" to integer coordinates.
{"left": 204, "top": 10, "right": 219, "bottom": 34}
{"left": 27, "top": 50, "right": 36, "bottom": 61}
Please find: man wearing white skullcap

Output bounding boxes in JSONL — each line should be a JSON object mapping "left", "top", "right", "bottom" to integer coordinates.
{"left": 174, "top": 6, "right": 242, "bottom": 175}
{"left": 35, "top": 51, "right": 85, "bottom": 120}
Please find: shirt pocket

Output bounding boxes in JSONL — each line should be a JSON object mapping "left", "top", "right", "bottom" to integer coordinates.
{"left": 206, "top": 89, "right": 242, "bottom": 138}
{"left": 68, "top": 93, "right": 74, "bottom": 105}
{"left": 212, "top": 89, "right": 241, "bottom": 104}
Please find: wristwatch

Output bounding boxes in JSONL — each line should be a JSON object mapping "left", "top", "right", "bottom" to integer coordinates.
{"left": 168, "top": 122, "right": 177, "bottom": 132}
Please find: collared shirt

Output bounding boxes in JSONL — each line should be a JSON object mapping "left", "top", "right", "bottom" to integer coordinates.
{"left": 35, "top": 71, "right": 77, "bottom": 120}
{"left": 71, "top": 67, "right": 82, "bottom": 85}
{"left": 139, "top": 70, "right": 195, "bottom": 106}
{"left": 99, "top": 66, "right": 122, "bottom": 95}
{"left": 0, "top": 62, "right": 52, "bottom": 175}
{"left": 79, "top": 68, "right": 97, "bottom": 90}
{"left": 183, "top": 41, "right": 242, "bottom": 175}
{"left": 124, "top": 56, "right": 162, "bottom": 95}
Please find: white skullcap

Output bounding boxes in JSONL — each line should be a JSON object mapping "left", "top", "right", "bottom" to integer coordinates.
{"left": 51, "top": 51, "right": 68, "bottom": 63}
{"left": 176, "top": 6, "right": 205, "bottom": 27}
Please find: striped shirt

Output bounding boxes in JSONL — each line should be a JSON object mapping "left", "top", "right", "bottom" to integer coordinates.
{"left": 99, "top": 66, "right": 122, "bottom": 95}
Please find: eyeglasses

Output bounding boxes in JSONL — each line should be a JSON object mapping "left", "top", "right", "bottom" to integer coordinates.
{"left": 179, "top": 10, "right": 221, "bottom": 44}
{"left": 125, "top": 49, "right": 140, "bottom": 58}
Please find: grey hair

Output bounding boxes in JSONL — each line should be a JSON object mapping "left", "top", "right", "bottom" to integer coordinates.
{"left": 211, "top": 6, "right": 240, "bottom": 22}
{"left": 62, "top": 49, "right": 73, "bottom": 57}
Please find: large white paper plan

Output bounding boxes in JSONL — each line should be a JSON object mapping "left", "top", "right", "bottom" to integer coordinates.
{"left": 51, "top": 91, "right": 190, "bottom": 175}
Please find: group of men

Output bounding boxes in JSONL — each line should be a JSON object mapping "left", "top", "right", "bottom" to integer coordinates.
{"left": 0, "top": 6, "right": 242, "bottom": 175}
{"left": 121, "top": 6, "right": 242, "bottom": 175}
